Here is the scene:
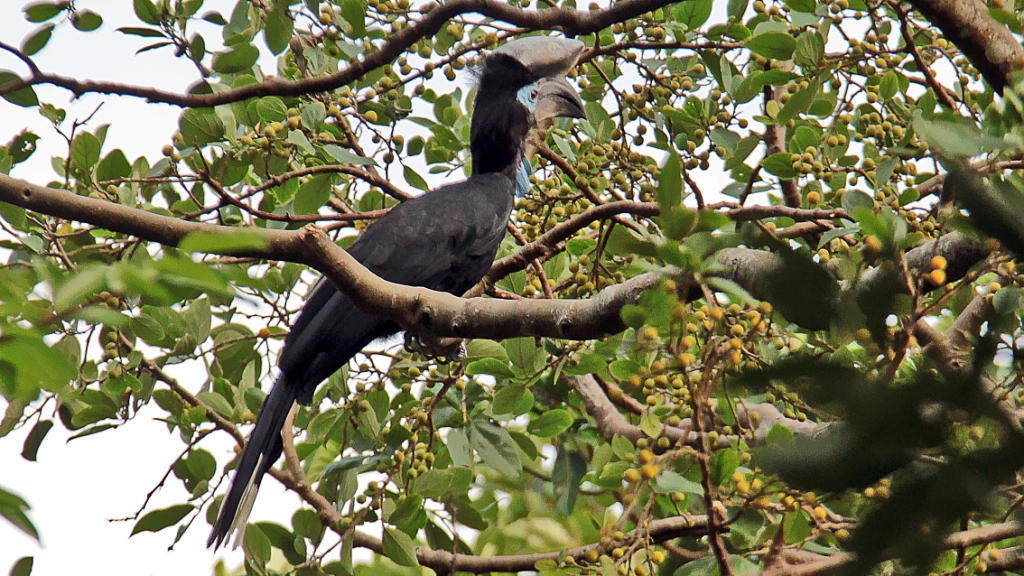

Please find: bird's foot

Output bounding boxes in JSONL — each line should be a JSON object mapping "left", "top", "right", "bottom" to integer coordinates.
{"left": 404, "top": 333, "right": 467, "bottom": 362}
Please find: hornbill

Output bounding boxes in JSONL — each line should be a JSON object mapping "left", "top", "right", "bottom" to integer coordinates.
{"left": 208, "top": 36, "right": 586, "bottom": 549}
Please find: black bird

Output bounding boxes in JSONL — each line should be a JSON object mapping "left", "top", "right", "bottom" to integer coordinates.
{"left": 208, "top": 36, "right": 586, "bottom": 549}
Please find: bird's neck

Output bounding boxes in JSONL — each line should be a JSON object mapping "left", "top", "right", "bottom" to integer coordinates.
{"left": 470, "top": 91, "right": 531, "bottom": 194}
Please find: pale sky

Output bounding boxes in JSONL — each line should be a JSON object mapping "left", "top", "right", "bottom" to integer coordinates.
{"left": 0, "top": 2, "right": 302, "bottom": 574}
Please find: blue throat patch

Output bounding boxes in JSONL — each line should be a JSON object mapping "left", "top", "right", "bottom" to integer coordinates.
{"left": 512, "top": 80, "right": 540, "bottom": 198}
{"left": 515, "top": 156, "right": 531, "bottom": 198}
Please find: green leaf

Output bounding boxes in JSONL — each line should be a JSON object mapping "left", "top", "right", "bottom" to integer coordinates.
{"left": 783, "top": 511, "right": 812, "bottom": 544}
{"left": 153, "top": 389, "right": 185, "bottom": 418}
{"left": 673, "top": 0, "right": 712, "bottom": 29}
{"left": 993, "top": 286, "right": 1023, "bottom": 315}
{"left": 416, "top": 468, "right": 472, "bottom": 501}
{"left": 566, "top": 237, "right": 596, "bottom": 256}
{"left": 464, "top": 339, "right": 508, "bottom": 362}
{"left": 654, "top": 471, "right": 705, "bottom": 495}
{"left": 294, "top": 174, "right": 333, "bottom": 214}
{"left": 243, "top": 523, "right": 272, "bottom": 566}
{"left": 72, "top": 10, "right": 103, "bottom": 32}
{"left": 263, "top": 0, "right": 293, "bottom": 54}
{"left": 466, "top": 357, "right": 515, "bottom": 379}
{"left": 879, "top": 69, "right": 899, "bottom": 101}
{"left": 710, "top": 449, "right": 740, "bottom": 486}
{"left": 179, "top": 230, "right": 269, "bottom": 254}
{"left": 287, "top": 130, "right": 314, "bottom": 154}
{"left": 777, "top": 81, "right": 817, "bottom": 124}
{"left": 9, "top": 556, "right": 33, "bottom": 576}
{"left": 179, "top": 107, "right": 224, "bottom": 147}
{"left": 341, "top": 0, "right": 367, "bottom": 37}
{"left": 728, "top": 0, "right": 748, "bottom": 19}
{"left": 21, "top": 24, "right": 54, "bottom": 56}
{"left": 254, "top": 521, "right": 304, "bottom": 565}
{"left": 255, "top": 96, "right": 288, "bottom": 123}
{"left": 292, "top": 508, "right": 321, "bottom": 540}
{"left": 841, "top": 189, "right": 874, "bottom": 215}
{"left": 504, "top": 337, "right": 538, "bottom": 373}
{"left": 96, "top": 149, "right": 131, "bottom": 181}
{"left": 212, "top": 44, "right": 259, "bottom": 74}
{"left": 382, "top": 526, "right": 419, "bottom": 567}
{"left": 656, "top": 150, "right": 683, "bottom": 209}
{"left": 674, "top": 555, "right": 719, "bottom": 576}
{"left": 874, "top": 157, "right": 898, "bottom": 191}
{"left": 746, "top": 31, "right": 796, "bottom": 61}
{"left": 552, "top": 447, "right": 587, "bottom": 515}
{"left": 71, "top": 132, "right": 101, "bottom": 171}
{"left": 130, "top": 504, "right": 193, "bottom": 536}
{"left": 0, "top": 72, "right": 38, "bottom": 107}
{"left": 20, "top": 419, "right": 52, "bottom": 462}
{"left": 492, "top": 383, "right": 533, "bottom": 416}
{"left": 640, "top": 412, "right": 662, "bottom": 438}
{"left": 24, "top": 2, "right": 64, "bottom": 22}
{"left": 527, "top": 409, "right": 574, "bottom": 437}
{"left": 324, "top": 144, "right": 376, "bottom": 166}
{"left": 762, "top": 246, "right": 838, "bottom": 331}
{"left": 403, "top": 166, "right": 429, "bottom": 191}
{"left": 301, "top": 102, "right": 326, "bottom": 131}
{"left": 788, "top": 0, "right": 816, "bottom": 12}
{"left": 0, "top": 486, "right": 38, "bottom": 541}
{"left": 620, "top": 304, "right": 646, "bottom": 328}
{"left": 761, "top": 152, "right": 798, "bottom": 179}
{"left": 54, "top": 266, "right": 106, "bottom": 311}
{"left": 116, "top": 26, "right": 166, "bottom": 38}
{"left": 185, "top": 448, "right": 217, "bottom": 481}
{"left": 197, "top": 391, "right": 234, "bottom": 419}
{"left": 794, "top": 31, "right": 824, "bottom": 68}
{"left": 912, "top": 111, "right": 983, "bottom": 157}
{"left": 133, "top": 0, "right": 162, "bottom": 24}
{"left": 469, "top": 420, "right": 522, "bottom": 477}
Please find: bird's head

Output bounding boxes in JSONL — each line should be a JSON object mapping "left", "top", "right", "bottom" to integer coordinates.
{"left": 470, "top": 36, "right": 586, "bottom": 193}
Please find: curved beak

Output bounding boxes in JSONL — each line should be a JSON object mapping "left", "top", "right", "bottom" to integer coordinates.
{"left": 535, "top": 77, "right": 586, "bottom": 125}
{"left": 494, "top": 36, "right": 585, "bottom": 79}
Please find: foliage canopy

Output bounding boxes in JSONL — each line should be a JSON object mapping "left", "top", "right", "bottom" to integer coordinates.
{"left": 3, "top": 0, "right": 1024, "bottom": 575}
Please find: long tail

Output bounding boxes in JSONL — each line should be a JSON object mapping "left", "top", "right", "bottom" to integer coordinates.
{"left": 208, "top": 377, "right": 295, "bottom": 549}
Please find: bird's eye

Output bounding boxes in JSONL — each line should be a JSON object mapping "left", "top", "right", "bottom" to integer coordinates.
{"left": 531, "top": 89, "right": 538, "bottom": 100}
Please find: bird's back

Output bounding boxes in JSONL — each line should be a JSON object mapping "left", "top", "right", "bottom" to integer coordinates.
{"left": 278, "top": 172, "right": 516, "bottom": 400}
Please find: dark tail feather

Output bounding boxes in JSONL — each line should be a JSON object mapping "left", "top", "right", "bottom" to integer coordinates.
{"left": 207, "top": 377, "right": 295, "bottom": 549}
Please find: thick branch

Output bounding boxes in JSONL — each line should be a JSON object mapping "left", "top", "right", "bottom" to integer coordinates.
{"left": 909, "top": 0, "right": 1024, "bottom": 93}
{"left": 0, "top": 173, "right": 306, "bottom": 261}
{"left": 0, "top": 0, "right": 677, "bottom": 108}
{"left": 0, "top": 174, "right": 992, "bottom": 344}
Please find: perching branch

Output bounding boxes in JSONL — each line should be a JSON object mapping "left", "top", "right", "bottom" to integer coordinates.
{"left": 0, "top": 173, "right": 993, "bottom": 344}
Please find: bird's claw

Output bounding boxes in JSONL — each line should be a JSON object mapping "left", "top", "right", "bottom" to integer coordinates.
{"left": 404, "top": 333, "right": 467, "bottom": 362}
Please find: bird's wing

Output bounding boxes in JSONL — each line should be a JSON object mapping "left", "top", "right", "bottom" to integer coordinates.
{"left": 353, "top": 173, "right": 515, "bottom": 289}
{"left": 278, "top": 173, "right": 515, "bottom": 395}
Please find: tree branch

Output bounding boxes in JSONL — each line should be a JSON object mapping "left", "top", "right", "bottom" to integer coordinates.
{"left": 758, "top": 521, "right": 1023, "bottom": 576}
{"left": 908, "top": 0, "right": 1024, "bottom": 93}
{"left": 0, "top": 174, "right": 993, "bottom": 344}
{"left": 568, "top": 375, "right": 825, "bottom": 449}
{"left": 0, "top": 0, "right": 678, "bottom": 108}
